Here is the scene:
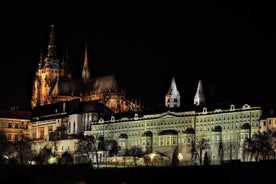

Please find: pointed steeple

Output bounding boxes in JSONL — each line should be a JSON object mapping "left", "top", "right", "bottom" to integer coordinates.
{"left": 82, "top": 43, "right": 90, "bottom": 83}
{"left": 47, "top": 24, "right": 57, "bottom": 58}
{"left": 194, "top": 79, "right": 206, "bottom": 106}
{"left": 166, "top": 77, "right": 178, "bottom": 96}
{"left": 165, "top": 77, "right": 181, "bottom": 108}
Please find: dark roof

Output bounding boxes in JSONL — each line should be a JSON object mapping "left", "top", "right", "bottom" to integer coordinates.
{"left": 56, "top": 74, "right": 120, "bottom": 97}
{"left": 0, "top": 109, "right": 32, "bottom": 119}
{"left": 31, "top": 99, "right": 113, "bottom": 122}
{"left": 78, "top": 100, "right": 113, "bottom": 114}
{"left": 57, "top": 78, "right": 85, "bottom": 96}
{"left": 31, "top": 99, "right": 80, "bottom": 121}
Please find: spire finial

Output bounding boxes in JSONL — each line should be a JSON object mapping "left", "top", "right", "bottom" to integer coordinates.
{"left": 46, "top": 23, "right": 57, "bottom": 58}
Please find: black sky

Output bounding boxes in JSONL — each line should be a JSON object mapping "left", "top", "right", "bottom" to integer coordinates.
{"left": 1, "top": 2, "right": 276, "bottom": 110}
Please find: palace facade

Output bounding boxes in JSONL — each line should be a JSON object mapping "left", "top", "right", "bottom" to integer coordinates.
{"left": 85, "top": 103, "right": 261, "bottom": 165}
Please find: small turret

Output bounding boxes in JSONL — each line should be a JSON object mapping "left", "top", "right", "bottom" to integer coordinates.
{"left": 165, "top": 77, "right": 181, "bottom": 108}
{"left": 194, "top": 79, "right": 206, "bottom": 107}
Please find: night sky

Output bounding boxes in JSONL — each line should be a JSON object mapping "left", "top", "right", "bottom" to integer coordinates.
{"left": 1, "top": 2, "right": 276, "bottom": 111}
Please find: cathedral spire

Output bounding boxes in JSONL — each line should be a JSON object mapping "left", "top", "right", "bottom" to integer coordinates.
{"left": 47, "top": 24, "right": 57, "bottom": 58}
{"left": 82, "top": 43, "right": 90, "bottom": 83}
{"left": 165, "top": 77, "right": 181, "bottom": 108}
{"left": 194, "top": 79, "right": 206, "bottom": 107}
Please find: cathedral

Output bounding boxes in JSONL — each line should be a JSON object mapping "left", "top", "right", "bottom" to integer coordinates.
{"left": 31, "top": 25, "right": 140, "bottom": 113}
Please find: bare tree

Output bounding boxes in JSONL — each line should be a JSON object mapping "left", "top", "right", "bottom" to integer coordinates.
{"left": 197, "top": 138, "right": 209, "bottom": 165}
{"left": 252, "top": 131, "right": 274, "bottom": 160}
{"left": 60, "top": 151, "right": 73, "bottom": 165}
{"left": 190, "top": 140, "right": 198, "bottom": 165}
{"left": 76, "top": 135, "right": 99, "bottom": 168}
{"left": 243, "top": 136, "right": 254, "bottom": 161}
{"left": 105, "top": 139, "right": 119, "bottom": 156}
{"left": 34, "top": 146, "right": 52, "bottom": 165}
{"left": 127, "top": 146, "right": 143, "bottom": 166}
{"left": 12, "top": 134, "right": 35, "bottom": 164}
{"left": 203, "top": 151, "right": 210, "bottom": 165}
{"left": 271, "top": 131, "right": 276, "bottom": 159}
{"left": 218, "top": 141, "right": 224, "bottom": 163}
{"left": 171, "top": 146, "right": 179, "bottom": 166}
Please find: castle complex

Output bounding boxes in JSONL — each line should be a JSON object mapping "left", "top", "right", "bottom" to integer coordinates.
{"left": 1, "top": 24, "right": 271, "bottom": 166}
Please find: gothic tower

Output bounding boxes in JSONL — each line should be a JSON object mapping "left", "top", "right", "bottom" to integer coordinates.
{"left": 31, "top": 24, "right": 70, "bottom": 108}
{"left": 165, "top": 77, "right": 181, "bottom": 108}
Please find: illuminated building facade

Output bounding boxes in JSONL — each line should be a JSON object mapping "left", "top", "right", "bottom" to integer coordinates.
{"left": 31, "top": 25, "right": 140, "bottom": 113}
{"left": 30, "top": 70, "right": 263, "bottom": 165}
{"left": 86, "top": 103, "right": 261, "bottom": 165}
{"left": 30, "top": 99, "right": 112, "bottom": 158}
{"left": 260, "top": 117, "right": 276, "bottom": 133}
{"left": 0, "top": 108, "right": 31, "bottom": 142}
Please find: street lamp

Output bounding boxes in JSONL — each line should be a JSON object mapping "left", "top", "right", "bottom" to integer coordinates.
{"left": 178, "top": 153, "right": 183, "bottom": 165}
